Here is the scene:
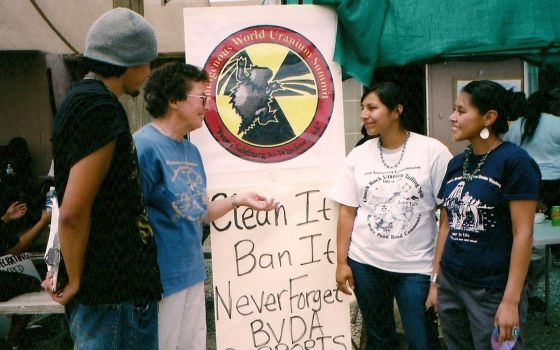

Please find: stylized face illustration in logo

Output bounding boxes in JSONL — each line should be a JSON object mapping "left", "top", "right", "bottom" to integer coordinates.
{"left": 228, "top": 58, "right": 296, "bottom": 145}
{"left": 204, "top": 25, "right": 334, "bottom": 163}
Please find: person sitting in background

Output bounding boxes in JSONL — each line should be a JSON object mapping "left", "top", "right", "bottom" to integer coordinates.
{"left": 0, "top": 137, "right": 42, "bottom": 235}
{"left": 1, "top": 202, "right": 51, "bottom": 256}
{"left": 1, "top": 201, "right": 51, "bottom": 349}
{"left": 6, "top": 137, "right": 33, "bottom": 183}
{"left": 1, "top": 201, "right": 51, "bottom": 299}
{"left": 504, "top": 88, "right": 560, "bottom": 312}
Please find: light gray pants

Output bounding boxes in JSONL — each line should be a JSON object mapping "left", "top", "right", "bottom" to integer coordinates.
{"left": 437, "top": 272, "right": 527, "bottom": 350}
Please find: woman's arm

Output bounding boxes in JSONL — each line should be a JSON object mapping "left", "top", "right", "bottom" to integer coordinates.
{"left": 425, "top": 208, "right": 450, "bottom": 310}
{"left": 7, "top": 209, "right": 51, "bottom": 255}
{"left": 335, "top": 204, "right": 357, "bottom": 295}
{"left": 205, "top": 192, "right": 278, "bottom": 223}
{"left": 495, "top": 199, "right": 536, "bottom": 342}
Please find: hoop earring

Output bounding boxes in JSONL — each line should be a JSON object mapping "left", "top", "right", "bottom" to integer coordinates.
{"left": 480, "top": 127, "right": 490, "bottom": 140}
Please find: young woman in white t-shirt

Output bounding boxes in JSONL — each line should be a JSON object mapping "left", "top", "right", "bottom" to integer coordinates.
{"left": 330, "top": 82, "right": 451, "bottom": 349}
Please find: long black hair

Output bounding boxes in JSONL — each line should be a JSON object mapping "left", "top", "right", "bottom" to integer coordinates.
{"left": 461, "top": 80, "right": 527, "bottom": 135}
{"left": 520, "top": 88, "right": 560, "bottom": 144}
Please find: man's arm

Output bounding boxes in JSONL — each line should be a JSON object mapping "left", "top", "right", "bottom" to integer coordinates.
{"left": 46, "top": 140, "right": 116, "bottom": 305}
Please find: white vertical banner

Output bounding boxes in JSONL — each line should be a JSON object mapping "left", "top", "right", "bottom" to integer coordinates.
{"left": 184, "top": 5, "right": 349, "bottom": 349}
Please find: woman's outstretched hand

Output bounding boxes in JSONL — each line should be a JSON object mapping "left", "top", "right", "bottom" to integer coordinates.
{"left": 237, "top": 192, "right": 280, "bottom": 211}
{"left": 2, "top": 201, "right": 27, "bottom": 222}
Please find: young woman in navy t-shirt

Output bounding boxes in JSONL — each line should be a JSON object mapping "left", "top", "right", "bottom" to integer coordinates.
{"left": 426, "top": 80, "right": 541, "bottom": 349}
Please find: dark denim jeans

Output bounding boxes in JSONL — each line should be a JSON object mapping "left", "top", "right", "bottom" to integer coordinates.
{"left": 348, "top": 258, "right": 439, "bottom": 350}
{"left": 66, "top": 299, "right": 158, "bottom": 350}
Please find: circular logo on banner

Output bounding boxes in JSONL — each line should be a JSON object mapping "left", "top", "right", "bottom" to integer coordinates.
{"left": 203, "top": 25, "right": 334, "bottom": 163}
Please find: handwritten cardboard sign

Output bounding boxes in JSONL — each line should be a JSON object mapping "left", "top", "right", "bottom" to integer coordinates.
{"left": 210, "top": 184, "right": 349, "bottom": 349}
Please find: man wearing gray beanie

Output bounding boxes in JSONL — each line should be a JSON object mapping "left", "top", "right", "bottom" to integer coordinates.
{"left": 43, "top": 8, "right": 162, "bottom": 350}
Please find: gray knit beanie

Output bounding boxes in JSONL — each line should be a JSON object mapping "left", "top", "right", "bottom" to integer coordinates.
{"left": 84, "top": 8, "right": 157, "bottom": 67}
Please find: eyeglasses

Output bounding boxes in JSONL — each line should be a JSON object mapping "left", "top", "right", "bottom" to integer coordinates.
{"left": 187, "top": 94, "right": 209, "bottom": 105}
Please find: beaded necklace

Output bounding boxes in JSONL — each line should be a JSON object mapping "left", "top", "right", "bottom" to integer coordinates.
{"left": 462, "top": 141, "right": 500, "bottom": 181}
{"left": 84, "top": 74, "right": 115, "bottom": 96}
{"left": 378, "top": 131, "right": 410, "bottom": 169}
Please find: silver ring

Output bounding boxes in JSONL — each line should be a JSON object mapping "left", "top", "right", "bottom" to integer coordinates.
{"left": 512, "top": 327, "right": 520, "bottom": 338}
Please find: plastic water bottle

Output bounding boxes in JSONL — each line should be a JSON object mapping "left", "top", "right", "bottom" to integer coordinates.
{"left": 6, "top": 163, "right": 13, "bottom": 176}
{"left": 45, "top": 186, "right": 57, "bottom": 212}
{"left": 491, "top": 327, "right": 517, "bottom": 350}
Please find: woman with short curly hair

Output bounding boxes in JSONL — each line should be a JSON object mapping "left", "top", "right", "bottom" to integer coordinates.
{"left": 134, "top": 62, "right": 278, "bottom": 350}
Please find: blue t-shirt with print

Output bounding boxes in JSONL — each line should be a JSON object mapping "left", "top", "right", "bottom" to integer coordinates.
{"left": 134, "top": 124, "right": 208, "bottom": 297}
{"left": 438, "top": 142, "right": 540, "bottom": 289}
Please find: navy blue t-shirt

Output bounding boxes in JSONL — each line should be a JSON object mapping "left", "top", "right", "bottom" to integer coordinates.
{"left": 438, "top": 142, "right": 540, "bottom": 289}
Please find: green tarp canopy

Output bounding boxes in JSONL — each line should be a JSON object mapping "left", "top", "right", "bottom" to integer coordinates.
{"left": 313, "top": 0, "right": 560, "bottom": 87}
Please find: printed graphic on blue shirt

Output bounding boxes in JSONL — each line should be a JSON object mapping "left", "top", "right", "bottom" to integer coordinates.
{"left": 167, "top": 159, "right": 208, "bottom": 223}
{"left": 443, "top": 177, "right": 498, "bottom": 242}
{"left": 438, "top": 142, "right": 541, "bottom": 288}
{"left": 363, "top": 167, "right": 423, "bottom": 239}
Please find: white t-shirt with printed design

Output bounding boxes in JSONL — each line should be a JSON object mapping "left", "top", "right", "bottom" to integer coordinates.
{"left": 329, "top": 132, "right": 452, "bottom": 275}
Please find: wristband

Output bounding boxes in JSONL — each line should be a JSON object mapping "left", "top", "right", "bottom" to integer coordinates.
{"left": 430, "top": 273, "right": 439, "bottom": 283}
